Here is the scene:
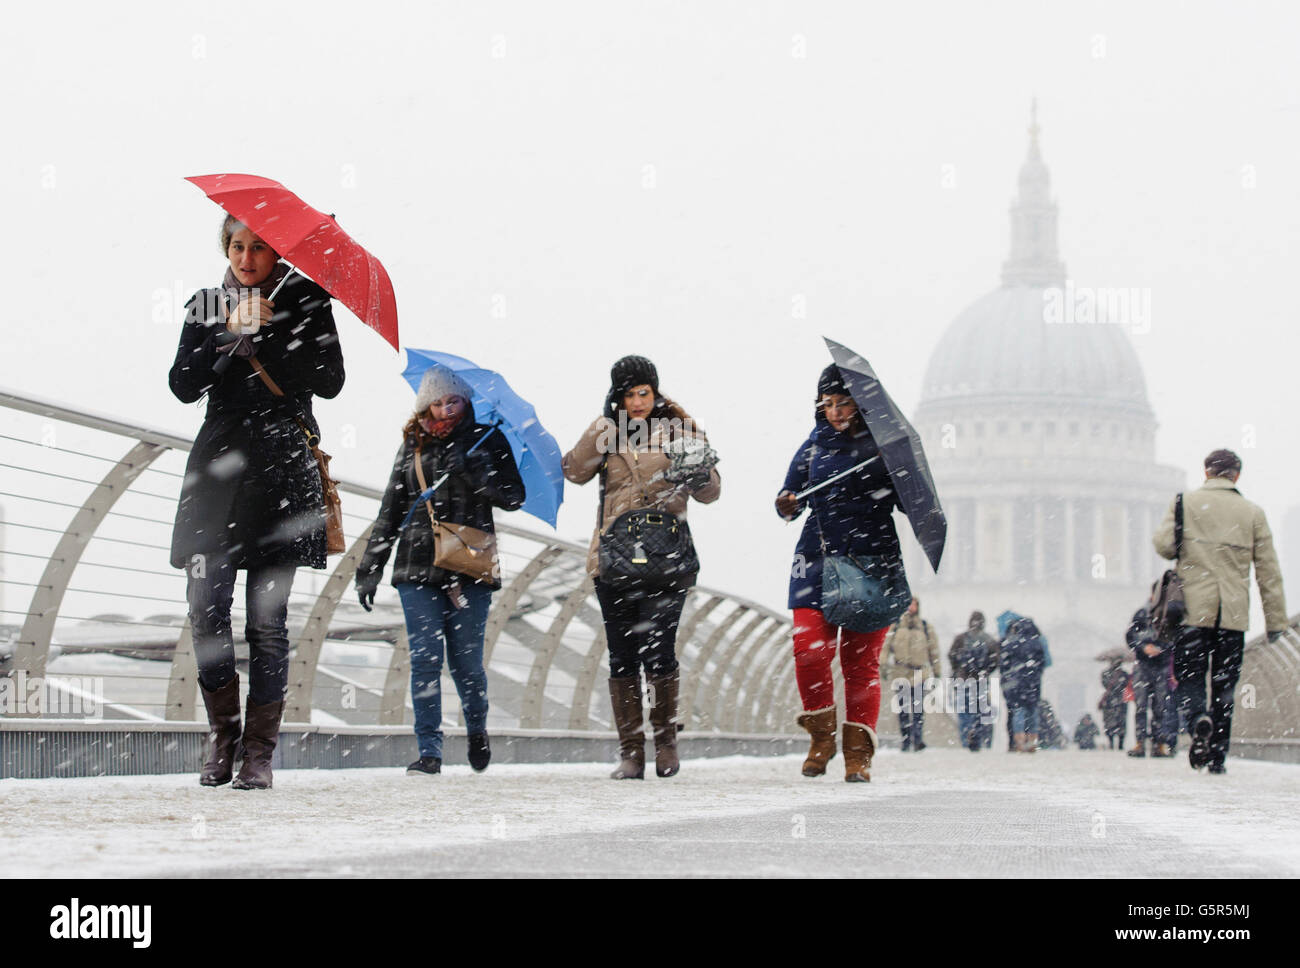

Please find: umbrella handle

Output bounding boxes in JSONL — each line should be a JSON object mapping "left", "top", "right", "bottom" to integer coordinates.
{"left": 792, "top": 455, "right": 879, "bottom": 501}
{"left": 267, "top": 266, "right": 299, "bottom": 302}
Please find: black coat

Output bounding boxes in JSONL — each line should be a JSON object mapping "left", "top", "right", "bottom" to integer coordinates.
{"left": 168, "top": 269, "right": 345, "bottom": 571}
{"left": 779, "top": 418, "right": 903, "bottom": 610}
{"left": 1125, "top": 606, "right": 1169, "bottom": 669}
{"left": 356, "top": 410, "right": 525, "bottom": 592}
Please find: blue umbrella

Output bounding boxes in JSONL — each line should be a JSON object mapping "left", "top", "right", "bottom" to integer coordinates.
{"left": 401, "top": 348, "right": 565, "bottom": 527}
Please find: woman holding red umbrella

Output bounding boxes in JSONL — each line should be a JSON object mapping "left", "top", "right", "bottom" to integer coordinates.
{"left": 168, "top": 214, "right": 345, "bottom": 790}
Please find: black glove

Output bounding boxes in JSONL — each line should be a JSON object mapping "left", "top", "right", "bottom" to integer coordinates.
{"left": 440, "top": 447, "right": 467, "bottom": 479}
{"left": 357, "top": 579, "right": 378, "bottom": 612}
{"left": 1268, "top": 630, "right": 1285, "bottom": 643}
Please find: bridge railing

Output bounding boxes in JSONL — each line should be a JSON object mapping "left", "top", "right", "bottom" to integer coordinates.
{"left": 0, "top": 387, "right": 797, "bottom": 734}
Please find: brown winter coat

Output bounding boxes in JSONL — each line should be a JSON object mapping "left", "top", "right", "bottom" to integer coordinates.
{"left": 883, "top": 611, "right": 941, "bottom": 685}
{"left": 1153, "top": 476, "right": 1287, "bottom": 633}
{"left": 562, "top": 399, "right": 721, "bottom": 578}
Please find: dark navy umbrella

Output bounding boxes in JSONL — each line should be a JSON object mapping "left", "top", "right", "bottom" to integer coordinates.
{"left": 401, "top": 348, "right": 564, "bottom": 527}
{"left": 823, "top": 336, "right": 947, "bottom": 572}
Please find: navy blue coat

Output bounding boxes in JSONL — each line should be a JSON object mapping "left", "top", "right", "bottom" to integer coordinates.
{"left": 778, "top": 418, "right": 902, "bottom": 611}
{"left": 999, "top": 617, "right": 1047, "bottom": 707}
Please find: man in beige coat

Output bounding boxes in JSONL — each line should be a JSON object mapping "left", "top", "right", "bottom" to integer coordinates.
{"left": 883, "top": 598, "right": 941, "bottom": 751}
{"left": 1153, "top": 448, "right": 1287, "bottom": 774}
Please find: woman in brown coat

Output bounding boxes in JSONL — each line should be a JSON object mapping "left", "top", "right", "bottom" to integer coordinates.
{"left": 562, "top": 356, "right": 721, "bottom": 780}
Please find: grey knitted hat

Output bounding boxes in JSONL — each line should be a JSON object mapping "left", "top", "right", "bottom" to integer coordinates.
{"left": 414, "top": 365, "right": 473, "bottom": 414}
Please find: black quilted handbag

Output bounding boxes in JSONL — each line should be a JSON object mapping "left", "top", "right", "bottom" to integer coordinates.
{"left": 597, "top": 455, "right": 699, "bottom": 590}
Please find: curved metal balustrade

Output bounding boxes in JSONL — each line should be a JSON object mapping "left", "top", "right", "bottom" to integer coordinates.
{"left": 0, "top": 387, "right": 797, "bottom": 735}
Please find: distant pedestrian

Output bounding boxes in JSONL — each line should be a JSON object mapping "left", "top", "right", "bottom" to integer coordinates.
{"left": 884, "top": 599, "right": 941, "bottom": 752}
{"left": 1036, "top": 698, "right": 1065, "bottom": 750}
{"left": 949, "top": 610, "right": 999, "bottom": 751}
{"left": 1125, "top": 605, "right": 1175, "bottom": 757}
{"left": 1075, "top": 713, "right": 1101, "bottom": 750}
{"left": 776, "top": 364, "right": 912, "bottom": 782}
{"left": 1153, "top": 448, "right": 1287, "bottom": 774}
{"left": 564, "top": 355, "right": 721, "bottom": 780}
{"left": 998, "top": 611, "right": 1047, "bottom": 752}
{"left": 1099, "top": 658, "right": 1128, "bottom": 750}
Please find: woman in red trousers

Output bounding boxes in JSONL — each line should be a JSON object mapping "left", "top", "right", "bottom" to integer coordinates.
{"left": 775, "top": 365, "right": 906, "bottom": 782}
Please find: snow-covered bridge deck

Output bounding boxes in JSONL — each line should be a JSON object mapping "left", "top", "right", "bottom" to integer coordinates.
{"left": 5, "top": 749, "right": 1297, "bottom": 878}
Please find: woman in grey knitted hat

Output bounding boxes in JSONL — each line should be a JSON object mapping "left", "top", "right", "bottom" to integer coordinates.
{"left": 355, "top": 364, "right": 525, "bottom": 776}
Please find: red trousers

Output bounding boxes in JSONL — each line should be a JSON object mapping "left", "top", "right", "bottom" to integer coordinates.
{"left": 792, "top": 608, "right": 888, "bottom": 729}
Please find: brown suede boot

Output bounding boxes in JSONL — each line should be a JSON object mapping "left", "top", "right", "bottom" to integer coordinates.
{"left": 648, "top": 671, "right": 681, "bottom": 778}
{"left": 232, "top": 697, "right": 285, "bottom": 790}
{"left": 842, "top": 722, "right": 876, "bottom": 782}
{"left": 796, "top": 707, "right": 837, "bottom": 777}
{"left": 607, "top": 676, "right": 646, "bottom": 779}
{"left": 199, "top": 675, "right": 242, "bottom": 787}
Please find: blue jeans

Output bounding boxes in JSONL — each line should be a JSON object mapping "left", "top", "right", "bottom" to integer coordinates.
{"left": 397, "top": 581, "right": 492, "bottom": 759}
{"left": 954, "top": 677, "right": 991, "bottom": 747}
{"left": 1009, "top": 703, "right": 1039, "bottom": 734}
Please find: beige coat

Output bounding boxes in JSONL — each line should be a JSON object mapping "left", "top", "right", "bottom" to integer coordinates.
{"left": 562, "top": 401, "right": 721, "bottom": 578}
{"left": 883, "top": 612, "right": 941, "bottom": 685}
{"left": 1153, "top": 476, "right": 1287, "bottom": 633}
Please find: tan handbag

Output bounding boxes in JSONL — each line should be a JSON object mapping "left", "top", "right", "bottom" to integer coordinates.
{"left": 414, "top": 443, "right": 500, "bottom": 583}
{"left": 249, "top": 358, "right": 346, "bottom": 555}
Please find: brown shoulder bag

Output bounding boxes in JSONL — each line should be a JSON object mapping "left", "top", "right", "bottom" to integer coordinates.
{"left": 413, "top": 442, "right": 500, "bottom": 584}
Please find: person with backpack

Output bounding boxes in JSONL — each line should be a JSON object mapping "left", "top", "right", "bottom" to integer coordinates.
{"left": 997, "top": 611, "right": 1048, "bottom": 753}
{"left": 948, "top": 610, "right": 999, "bottom": 751}
{"left": 883, "top": 598, "right": 941, "bottom": 752}
{"left": 563, "top": 355, "right": 721, "bottom": 780}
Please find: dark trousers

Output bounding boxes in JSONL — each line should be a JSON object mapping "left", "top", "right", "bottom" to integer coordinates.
{"left": 594, "top": 579, "right": 688, "bottom": 679}
{"left": 187, "top": 556, "right": 297, "bottom": 706}
{"left": 1173, "top": 626, "right": 1245, "bottom": 767}
{"left": 895, "top": 680, "right": 925, "bottom": 749}
{"left": 1132, "top": 661, "right": 1172, "bottom": 744}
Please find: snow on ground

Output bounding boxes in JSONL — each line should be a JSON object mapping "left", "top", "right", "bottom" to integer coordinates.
{"left": 2, "top": 750, "right": 1297, "bottom": 878}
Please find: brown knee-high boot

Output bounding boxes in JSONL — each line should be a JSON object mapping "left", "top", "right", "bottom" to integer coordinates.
{"left": 842, "top": 721, "right": 876, "bottom": 782}
{"left": 648, "top": 671, "right": 681, "bottom": 778}
{"left": 796, "top": 706, "right": 837, "bottom": 777}
{"left": 607, "top": 676, "right": 646, "bottom": 779}
{"left": 232, "top": 697, "right": 285, "bottom": 790}
{"left": 199, "top": 675, "right": 242, "bottom": 787}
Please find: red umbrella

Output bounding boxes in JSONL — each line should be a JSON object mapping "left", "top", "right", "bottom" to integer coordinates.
{"left": 186, "top": 173, "right": 400, "bottom": 350}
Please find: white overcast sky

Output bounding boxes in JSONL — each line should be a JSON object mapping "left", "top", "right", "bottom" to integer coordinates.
{"left": 3, "top": 0, "right": 1298, "bottom": 619}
